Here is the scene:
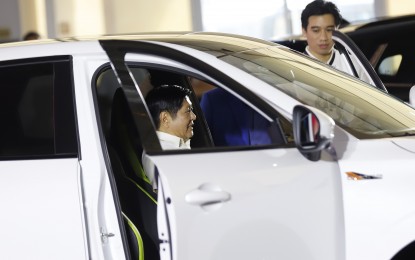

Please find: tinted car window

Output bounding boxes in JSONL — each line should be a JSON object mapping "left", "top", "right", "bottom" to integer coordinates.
{"left": 0, "top": 57, "right": 77, "bottom": 158}
{"left": 217, "top": 46, "right": 415, "bottom": 139}
{"left": 96, "top": 64, "right": 289, "bottom": 152}
{"left": 372, "top": 39, "right": 415, "bottom": 101}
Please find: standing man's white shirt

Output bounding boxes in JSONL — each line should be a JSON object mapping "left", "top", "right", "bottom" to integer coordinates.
{"left": 305, "top": 45, "right": 354, "bottom": 76}
{"left": 142, "top": 131, "right": 190, "bottom": 190}
{"left": 305, "top": 45, "right": 374, "bottom": 85}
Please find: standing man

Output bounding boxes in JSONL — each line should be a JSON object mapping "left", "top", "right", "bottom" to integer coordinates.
{"left": 301, "top": 0, "right": 354, "bottom": 75}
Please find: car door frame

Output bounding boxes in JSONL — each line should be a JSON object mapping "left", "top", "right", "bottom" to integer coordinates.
{"left": 332, "top": 30, "right": 387, "bottom": 92}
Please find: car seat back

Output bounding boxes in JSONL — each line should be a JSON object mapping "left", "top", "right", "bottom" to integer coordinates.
{"left": 108, "top": 88, "right": 159, "bottom": 259}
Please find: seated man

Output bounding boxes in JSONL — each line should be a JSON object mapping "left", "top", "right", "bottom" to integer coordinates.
{"left": 142, "top": 84, "right": 197, "bottom": 190}
{"left": 200, "top": 87, "right": 272, "bottom": 146}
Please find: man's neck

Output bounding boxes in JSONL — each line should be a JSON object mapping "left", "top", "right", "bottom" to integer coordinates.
{"left": 305, "top": 46, "right": 333, "bottom": 64}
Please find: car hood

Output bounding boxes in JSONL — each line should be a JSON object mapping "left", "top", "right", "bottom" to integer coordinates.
{"left": 391, "top": 137, "right": 415, "bottom": 153}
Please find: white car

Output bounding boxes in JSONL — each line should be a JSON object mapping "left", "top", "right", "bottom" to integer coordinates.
{"left": 1, "top": 32, "right": 414, "bottom": 260}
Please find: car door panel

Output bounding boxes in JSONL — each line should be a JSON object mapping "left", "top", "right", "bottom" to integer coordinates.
{"left": 335, "top": 139, "right": 415, "bottom": 259}
{"left": 153, "top": 148, "right": 344, "bottom": 260}
{"left": 0, "top": 158, "right": 87, "bottom": 259}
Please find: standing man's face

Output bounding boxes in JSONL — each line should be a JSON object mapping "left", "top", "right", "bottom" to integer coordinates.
{"left": 302, "top": 14, "right": 336, "bottom": 63}
{"left": 160, "top": 96, "right": 196, "bottom": 141}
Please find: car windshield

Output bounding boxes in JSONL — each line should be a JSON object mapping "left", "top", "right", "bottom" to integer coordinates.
{"left": 217, "top": 46, "right": 415, "bottom": 139}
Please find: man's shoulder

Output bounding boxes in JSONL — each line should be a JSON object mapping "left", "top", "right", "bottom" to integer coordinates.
{"left": 203, "top": 87, "right": 224, "bottom": 97}
{"left": 203, "top": 88, "right": 238, "bottom": 104}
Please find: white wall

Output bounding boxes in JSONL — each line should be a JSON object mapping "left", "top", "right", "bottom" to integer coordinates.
{"left": 72, "top": 0, "right": 105, "bottom": 37}
{"left": 19, "top": 0, "right": 47, "bottom": 39}
{"left": 48, "top": 0, "right": 194, "bottom": 37}
{"left": 0, "top": 0, "right": 21, "bottom": 41}
{"left": 65, "top": 0, "right": 415, "bottom": 40}
{"left": 2, "top": 0, "right": 415, "bottom": 41}
{"left": 374, "top": 0, "right": 415, "bottom": 16}
{"left": 102, "top": 0, "right": 193, "bottom": 35}
{"left": 0, "top": 0, "right": 198, "bottom": 41}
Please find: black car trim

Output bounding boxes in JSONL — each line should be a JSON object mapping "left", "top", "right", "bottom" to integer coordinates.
{"left": 333, "top": 30, "right": 387, "bottom": 92}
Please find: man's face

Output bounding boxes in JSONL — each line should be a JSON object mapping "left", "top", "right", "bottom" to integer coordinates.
{"left": 166, "top": 96, "right": 196, "bottom": 141}
{"left": 302, "top": 14, "right": 336, "bottom": 61}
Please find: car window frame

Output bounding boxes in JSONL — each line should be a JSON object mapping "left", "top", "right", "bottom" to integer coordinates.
{"left": 100, "top": 39, "right": 294, "bottom": 153}
{"left": 0, "top": 55, "right": 78, "bottom": 160}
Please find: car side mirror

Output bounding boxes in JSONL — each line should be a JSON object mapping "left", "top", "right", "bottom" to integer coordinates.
{"left": 409, "top": 85, "right": 415, "bottom": 107}
{"left": 293, "top": 105, "right": 335, "bottom": 161}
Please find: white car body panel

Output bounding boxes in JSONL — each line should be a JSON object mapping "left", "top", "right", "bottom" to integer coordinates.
{"left": 0, "top": 159, "right": 87, "bottom": 259}
{"left": 336, "top": 137, "right": 415, "bottom": 259}
{"left": 152, "top": 148, "right": 345, "bottom": 260}
{"left": 0, "top": 41, "right": 104, "bottom": 60}
{"left": 72, "top": 53, "right": 126, "bottom": 259}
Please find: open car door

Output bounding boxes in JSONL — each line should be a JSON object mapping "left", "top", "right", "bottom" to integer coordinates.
{"left": 100, "top": 39, "right": 345, "bottom": 260}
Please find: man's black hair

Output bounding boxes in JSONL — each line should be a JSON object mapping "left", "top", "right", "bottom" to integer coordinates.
{"left": 301, "top": 0, "right": 342, "bottom": 30}
{"left": 145, "top": 84, "right": 192, "bottom": 129}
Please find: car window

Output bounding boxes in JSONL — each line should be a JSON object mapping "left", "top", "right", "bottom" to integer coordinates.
{"left": 378, "top": 55, "right": 402, "bottom": 76}
{"left": 192, "top": 80, "right": 289, "bottom": 148}
{"left": 0, "top": 57, "right": 77, "bottom": 158}
{"left": 371, "top": 39, "right": 415, "bottom": 101}
{"left": 96, "top": 66, "right": 212, "bottom": 150}
{"left": 217, "top": 46, "right": 415, "bottom": 139}
{"left": 375, "top": 40, "right": 415, "bottom": 82}
{"left": 96, "top": 64, "right": 290, "bottom": 151}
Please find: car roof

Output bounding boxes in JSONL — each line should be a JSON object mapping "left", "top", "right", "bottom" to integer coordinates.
{"left": 0, "top": 31, "right": 284, "bottom": 53}
{"left": 0, "top": 31, "right": 292, "bottom": 61}
{"left": 339, "top": 14, "right": 415, "bottom": 33}
{"left": 0, "top": 32, "right": 296, "bottom": 61}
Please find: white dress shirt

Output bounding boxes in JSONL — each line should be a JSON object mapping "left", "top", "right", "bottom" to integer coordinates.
{"left": 142, "top": 131, "right": 191, "bottom": 191}
{"left": 305, "top": 45, "right": 374, "bottom": 86}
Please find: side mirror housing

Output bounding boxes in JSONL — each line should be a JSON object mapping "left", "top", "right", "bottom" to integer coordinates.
{"left": 409, "top": 85, "right": 415, "bottom": 107}
{"left": 293, "top": 105, "right": 335, "bottom": 161}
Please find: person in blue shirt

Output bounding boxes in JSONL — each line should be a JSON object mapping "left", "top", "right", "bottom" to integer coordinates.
{"left": 200, "top": 87, "right": 273, "bottom": 146}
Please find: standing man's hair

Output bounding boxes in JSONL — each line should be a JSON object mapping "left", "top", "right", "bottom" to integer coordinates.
{"left": 301, "top": 0, "right": 342, "bottom": 30}
{"left": 23, "top": 31, "right": 40, "bottom": 41}
{"left": 145, "top": 84, "right": 191, "bottom": 129}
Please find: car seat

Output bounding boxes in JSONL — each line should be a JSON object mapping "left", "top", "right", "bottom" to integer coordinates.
{"left": 108, "top": 88, "right": 159, "bottom": 260}
{"left": 123, "top": 212, "right": 144, "bottom": 260}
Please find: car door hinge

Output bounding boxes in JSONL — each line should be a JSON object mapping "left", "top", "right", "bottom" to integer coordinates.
{"left": 100, "top": 227, "right": 115, "bottom": 243}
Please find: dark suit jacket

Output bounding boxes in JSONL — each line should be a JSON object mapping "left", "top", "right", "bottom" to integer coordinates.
{"left": 200, "top": 88, "right": 272, "bottom": 146}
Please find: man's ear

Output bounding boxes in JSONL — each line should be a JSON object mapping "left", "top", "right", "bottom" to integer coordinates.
{"left": 159, "top": 111, "right": 170, "bottom": 129}
{"left": 302, "top": 28, "right": 307, "bottom": 37}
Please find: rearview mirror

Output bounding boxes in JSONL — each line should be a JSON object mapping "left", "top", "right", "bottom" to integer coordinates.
{"left": 293, "top": 105, "right": 335, "bottom": 161}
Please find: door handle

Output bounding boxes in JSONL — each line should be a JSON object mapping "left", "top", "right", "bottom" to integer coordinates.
{"left": 185, "top": 183, "right": 231, "bottom": 206}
